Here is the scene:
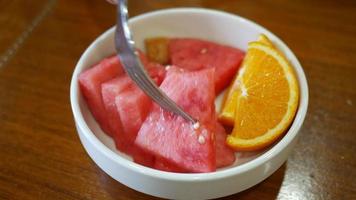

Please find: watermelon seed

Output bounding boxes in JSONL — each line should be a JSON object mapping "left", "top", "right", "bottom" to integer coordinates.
{"left": 200, "top": 48, "right": 208, "bottom": 54}
{"left": 193, "top": 122, "right": 200, "bottom": 130}
{"left": 198, "top": 135, "right": 205, "bottom": 144}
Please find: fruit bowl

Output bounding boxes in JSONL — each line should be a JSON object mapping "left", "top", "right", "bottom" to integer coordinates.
{"left": 70, "top": 8, "right": 308, "bottom": 199}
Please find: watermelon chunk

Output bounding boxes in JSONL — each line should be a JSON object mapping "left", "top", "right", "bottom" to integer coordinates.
{"left": 115, "top": 86, "right": 152, "bottom": 145}
{"left": 109, "top": 66, "right": 165, "bottom": 145}
{"left": 215, "top": 122, "right": 236, "bottom": 168}
{"left": 145, "top": 63, "right": 166, "bottom": 84}
{"left": 137, "top": 49, "right": 150, "bottom": 66}
{"left": 154, "top": 121, "right": 236, "bottom": 172}
{"left": 114, "top": 82, "right": 159, "bottom": 167}
{"left": 100, "top": 63, "right": 164, "bottom": 165}
{"left": 154, "top": 157, "right": 187, "bottom": 173}
{"left": 169, "top": 38, "right": 245, "bottom": 94}
{"left": 112, "top": 66, "right": 165, "bottom": 166}
{"left": 78, "top": 55, "right": 124, "bottom": 135}
{"left": 101, "top": 76, "right": 132, "bottom": 151}
{"left": 101, "top": 64, "right": 166, "bottom": 145}
{"left": 130, "top": 146, "right": 155, "bottom": 167}
{"left": 135, "top": 68, "right": 216, "bottom": 172}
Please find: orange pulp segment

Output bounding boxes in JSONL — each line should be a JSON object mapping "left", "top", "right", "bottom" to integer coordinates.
{"left": 226, "top": 41, "right": 299, "bottom": 151}
{"left": 219, "top": 34, "right": 275, "bottom": 126}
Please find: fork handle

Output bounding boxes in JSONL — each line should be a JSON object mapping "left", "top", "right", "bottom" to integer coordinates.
{"left": 115, "top": 0, "right": 197, "bottom": 124}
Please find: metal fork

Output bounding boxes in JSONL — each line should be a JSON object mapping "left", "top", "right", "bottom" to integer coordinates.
{"left": 114, "top": 0, "right": 197, "bottom": 124}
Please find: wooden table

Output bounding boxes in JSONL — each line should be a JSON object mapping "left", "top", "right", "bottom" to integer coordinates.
{"left": 1, "top": 0, "right": 355, "bottom": 199}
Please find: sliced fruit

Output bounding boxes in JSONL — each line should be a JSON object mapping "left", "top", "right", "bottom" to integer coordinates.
{"left": 101, "top": 75, "right": 132, "bottom": 151}
{"left": 145, "top": 64, "right": 167, "bottom": 85}
{"left": 226, "top": 41, "right": 299, "bottom": 151}
{"left": 169, "top": 38, "right": 245, "bottom": 94}
{"left": 130, "top": 144, "right": 155, "bottom": 168}
{"left": 154, "top": 121, "right": 236, "bottom": 172}
{"left": 115, "top": 86, "right": 152, "bottom": 145}
{"left": 145, "top": 37, "right": 170, "bottom": 65}
{"left": 218, "top": 72, "right": 241, "bottom": 126}
{"left": 258, "top": 34, "right": 275, "bottom": 47}
{"left": 135, "top": 68, "right": 216, "bottom": 172}
{"left": 78, "top": 52, "right": 159, "bottom": 137}
{"left": 154, "top": 157, "right": 187, "bottom": 173}
{"left": 215, "top": 122, "right": 236, "bottom": 167}
{"left": 78, "top": 55, "right": 124, "bottom": 135}
{"left": 114, "top": 86, "right": 156, "bottom": 167}
{"left": 136, "top": 49, "right": 150, "bottom": 66}
{"left": 108, "top": 67, "right": 165, "bottom": 166}
{"left": 219, "top": 34, "right": 276, "bottom": 126}
{"left": 112, "top": 66, "right": 165, "bottom": 144}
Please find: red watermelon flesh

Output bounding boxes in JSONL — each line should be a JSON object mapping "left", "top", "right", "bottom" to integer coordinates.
{"left": 154, "top": 121, "right": 236, "bottom": 172}
{"left": 111, "top": 66, "right": 166, "bottom": 146}
{"left": 135, "top": 68, "right": 216, "bottom": 172}
{"left": 115, "top": 85, "right": 155, "bottom": 166}
{"left": 130, "top": 143, "right": 155, "bottom": 167}
{"left": 115, "top": 86, "right": 152, "bottom": 145}
{"left": 169, "top": 38, "right": 245, "bottom": 94}
{"left": 145, "top": 63, "right": 166, "bottom": 84}
{"left": 101, "top": 76, "right": 132, "bottom": 152}
{"left": 101, "top": 64, "right": 165, "bottom": 142}
{"left": 215, "top": 122, "right": 236, "bottom": 168}
{"left": 115, "top": 77, "right": 167, "bottom": 167}
{"left": 154, "top": 157, "right": 187, "bottom": 173}
{"left": 137, "top": 49, "right": 150, "bottom": 66}
{"left": 78, "top": 55, "right": 124, "bottom": 135}
{"left": 137, "top": 48, "right": 166, "bottom": 81}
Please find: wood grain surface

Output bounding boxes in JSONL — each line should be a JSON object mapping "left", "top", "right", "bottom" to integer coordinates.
{"left": 0, "top": 0, "right": 355, "bottom": 199}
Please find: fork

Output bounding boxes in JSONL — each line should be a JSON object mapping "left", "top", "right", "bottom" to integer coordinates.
{"left": 114, "top": 0, "right": 197, "bottom": 124}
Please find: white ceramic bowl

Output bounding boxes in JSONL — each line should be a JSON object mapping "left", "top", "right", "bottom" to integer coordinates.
{"left": 70, "top": 8, "right": 308, "bottom": 199}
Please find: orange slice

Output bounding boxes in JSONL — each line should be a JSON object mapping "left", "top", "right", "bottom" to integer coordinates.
{"left": 258, "top": 34, "right": 275, "bottom": 47}
{"left": 218, "top": 72, "right": 240, "bottom": 126}
{"left": 226, "top": 41, "right": 299, "bottom": 151}
{"left": 218, "top": 34, "right": 274, "bottom": 126}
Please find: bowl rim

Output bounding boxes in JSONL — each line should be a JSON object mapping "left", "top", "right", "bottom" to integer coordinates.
{"left": 70, "top": 7, "right": 309, "bottom": 182}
